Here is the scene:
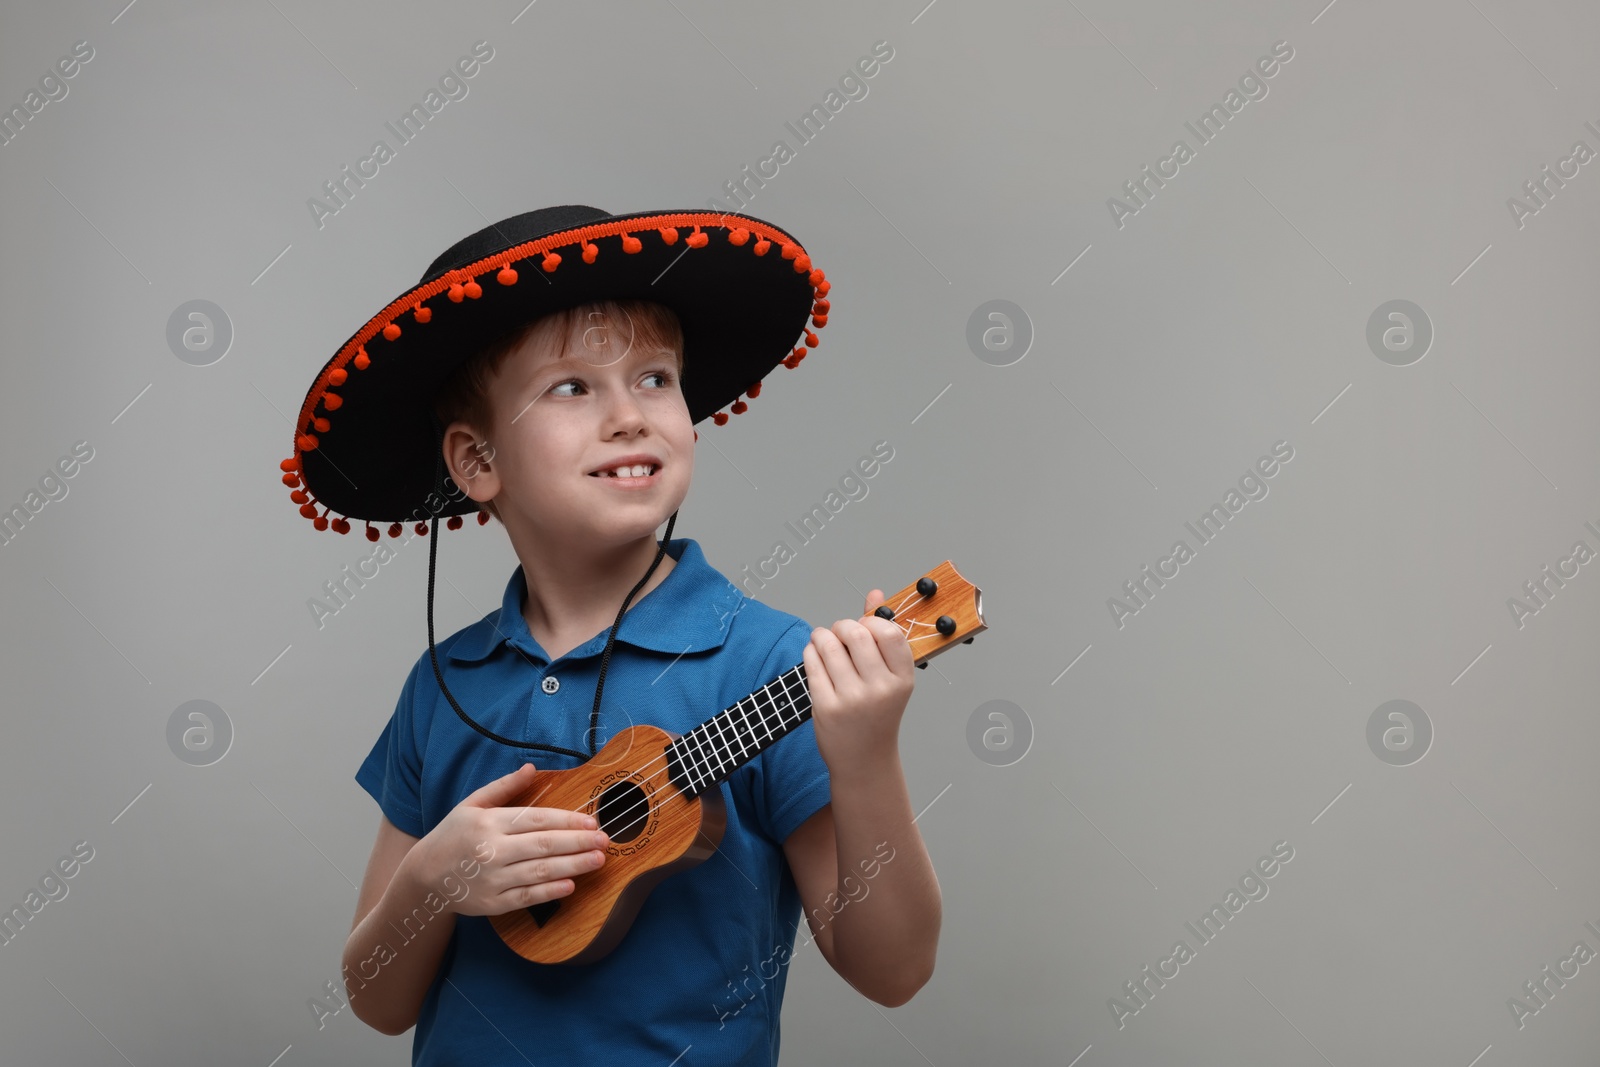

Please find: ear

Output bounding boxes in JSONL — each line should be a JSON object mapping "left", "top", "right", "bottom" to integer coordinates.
{"left": 441, "top": 421, "right": 501, "bottom": 506}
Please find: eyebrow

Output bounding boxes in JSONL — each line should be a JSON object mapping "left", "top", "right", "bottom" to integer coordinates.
{"left": 529, "top": 347, "right": 680, "bottom": 378}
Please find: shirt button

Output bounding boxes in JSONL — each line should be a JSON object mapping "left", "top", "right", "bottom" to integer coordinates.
{"left": 542, "top": 676, "right": 560, "bottom": 694}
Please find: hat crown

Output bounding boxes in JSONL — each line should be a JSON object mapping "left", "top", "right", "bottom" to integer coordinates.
{"left": 422, "top": 204, "right": 612, "bottom": 282}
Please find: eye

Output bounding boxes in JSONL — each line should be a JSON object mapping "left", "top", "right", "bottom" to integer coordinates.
{"left": 644, "top": 369, "right": 676, "bottom": 389}
{"left": 548, "top": 378, "right": 586, "bottom": 398}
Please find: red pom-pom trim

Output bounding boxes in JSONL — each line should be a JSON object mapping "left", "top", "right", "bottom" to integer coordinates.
{"left": 289, "top": 214, "right": 834, "bottom": 530}
{"left": 299, "top": 503, "right": 317, "bottom": 519}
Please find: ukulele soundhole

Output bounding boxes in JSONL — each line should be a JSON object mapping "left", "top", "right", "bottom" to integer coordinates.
{"left": 595, "top": 780, "right": 649, "bottom": 843}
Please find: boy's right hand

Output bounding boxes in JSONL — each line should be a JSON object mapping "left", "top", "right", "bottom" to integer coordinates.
{"left": 405, "top": 763, "right": 609, "bottom": 918}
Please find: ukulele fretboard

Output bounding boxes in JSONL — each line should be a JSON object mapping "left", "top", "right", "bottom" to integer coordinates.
{"left": 664, "top": 664, "right": 812, "bottom": 797}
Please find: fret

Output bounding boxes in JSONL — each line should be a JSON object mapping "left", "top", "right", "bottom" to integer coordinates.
{"left": 747, "top": 684, "right": 774, "bottom": 744}
{"left": 734, "top": 699, "right": 759, "bottom": 755}
{"left": 687, "top": 724, "right": 719, "bottom": 784}
{"left": 709, "top": 717, "right": 734, "bottom": 774}
{"left": 690, "top": 734, "right": 712, "bottom": 792}
{"left": 729, "top": 702, "right": 753, "bottom": 760}
{"left": 667, "top": 662, "right": 825, "bottom": 797}
{"left": 674, "top": 736, "right": 702, "bottom": 794}
{"left": 765, "top": 675, "right": 792, "bottom": 731}
{"left": 777, "top": 669, "right": 809, "bottom": 725}
{"left": 708, "top": 714, "right": 737, "bottom": 770}
{"left": 765, "top": 679, "right": 792, "bottom": 735}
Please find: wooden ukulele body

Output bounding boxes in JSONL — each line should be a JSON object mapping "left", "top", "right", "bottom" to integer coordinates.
{"left": 487, "top": 724, "right": 725, "bottom": 965}
{"left": 485, "top": 559, "right": 986, "bottom": 966}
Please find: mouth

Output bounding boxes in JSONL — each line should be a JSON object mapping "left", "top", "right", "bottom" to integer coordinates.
{"left": 587, "top": 461, "right": 662, "bottom": 487}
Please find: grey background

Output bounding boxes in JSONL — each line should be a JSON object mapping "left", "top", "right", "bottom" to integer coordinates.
{"left": 1, "top": 0, "right": 1597, "bottom": 1063}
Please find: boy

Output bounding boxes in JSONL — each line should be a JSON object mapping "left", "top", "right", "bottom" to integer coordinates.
{"left": 281, "top": 206, "right": 940, "bottom": 1064}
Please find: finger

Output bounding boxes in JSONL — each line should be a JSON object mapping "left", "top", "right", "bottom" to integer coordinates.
{"left": 489, "top": 875, "right": 579, "bottom": 911}
{"left": 862, "top": 588, "right": 885, "bottom": 617}
{"left": 869, "top": 614, "right": 917, "bottom": 676}
{"left": 498, "top": 827, "right": 610, "bottom": 865}
{"left": 801, "top": 637, "right": 836, "bottom": 708}
{"left": 502, "top": 848, "right": 609, "bottom": 891}
{"left": 501, "top": 804, "right": 598, "bottom": 835}
{"left": 463, "top": 762, "right": 539, "bottom": 809}
{"left": 832, "top": 617, "right": 892, "bottom": 684}
{"left": 811, "top": 624, "right": 861, "bottom": 692}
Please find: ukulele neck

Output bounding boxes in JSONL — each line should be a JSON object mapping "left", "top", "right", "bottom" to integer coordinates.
{"left": 665, "top": 663, "right": 813, "bottom": 797}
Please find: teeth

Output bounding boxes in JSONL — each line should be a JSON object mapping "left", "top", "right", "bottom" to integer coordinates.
{"left": 600, "top": 464, "right": 655, "bottom": 478}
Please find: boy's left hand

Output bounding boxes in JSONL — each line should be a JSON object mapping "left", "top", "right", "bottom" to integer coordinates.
{"left": 802, "top": 589, "right": 916, "bottom": 777}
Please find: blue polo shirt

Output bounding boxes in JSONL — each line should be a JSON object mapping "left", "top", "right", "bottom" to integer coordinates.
{"left": 354, "top": 537, "right": 832, "bottom": 1066}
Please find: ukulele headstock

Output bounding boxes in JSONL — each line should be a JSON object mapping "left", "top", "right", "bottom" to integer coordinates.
{"left": 868, "top": 561, "right": 986, "bottom": 668}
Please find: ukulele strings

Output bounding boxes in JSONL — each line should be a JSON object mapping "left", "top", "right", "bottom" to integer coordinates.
{"left": 519, "top": 591, "right": 942, "bottom": 849}
{"left": 516, "top": 667, "right": 814, "bottom": 846}
{"left": 545, "top": 603, "right": 946, "bottom": 844}
{"left": 534, "top": 614, "right": 947, "bottom": 844}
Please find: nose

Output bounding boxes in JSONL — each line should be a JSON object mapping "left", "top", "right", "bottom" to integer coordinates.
{"left": 600, "top": 381, "right": 648, "bottom": 436}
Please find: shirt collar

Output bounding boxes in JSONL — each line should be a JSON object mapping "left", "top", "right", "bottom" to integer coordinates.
{"left": 445, "top": 537, "right": 744, "bottom": 665}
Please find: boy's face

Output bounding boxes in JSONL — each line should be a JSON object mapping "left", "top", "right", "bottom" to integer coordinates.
{"left": 449, "top": 310, "right": 694, "bottom": 551}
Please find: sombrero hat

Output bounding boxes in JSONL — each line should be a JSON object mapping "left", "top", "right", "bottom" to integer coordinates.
{"left": 277, "top": 205, "right": 830, "bottom": 538}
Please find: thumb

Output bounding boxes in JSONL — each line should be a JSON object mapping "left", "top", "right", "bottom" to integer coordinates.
{"left": 463, "top": 762, "right": 536, "bottom": 808}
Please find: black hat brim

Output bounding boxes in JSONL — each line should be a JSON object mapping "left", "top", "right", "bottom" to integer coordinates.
{"left": 286, "top": 207, "right": 827, "bottom": 528}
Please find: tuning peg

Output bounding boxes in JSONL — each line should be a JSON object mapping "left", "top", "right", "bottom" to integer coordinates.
{"left": 874, "top": 606, "right": 895, "bottom": 621}
{"left": 917, "top": 577, "right": 937, "bottom": 597}
{"left": 963, "top": 637, "right": 974, "bottom": 644}
{"left": 916, "top": 662, "right": 928, "bottom": 669}
{"left": 936, "top": 615, "right": 956, "bottom": 636}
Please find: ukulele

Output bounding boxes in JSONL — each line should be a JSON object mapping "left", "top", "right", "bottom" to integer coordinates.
{"left": 488, "top": 561, "right": 986, "bottom": 965}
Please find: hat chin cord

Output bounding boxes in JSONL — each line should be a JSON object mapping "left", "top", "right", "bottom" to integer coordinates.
{"left": 424, "top": 444, "right": 679, "bottom": 760}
